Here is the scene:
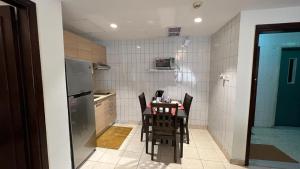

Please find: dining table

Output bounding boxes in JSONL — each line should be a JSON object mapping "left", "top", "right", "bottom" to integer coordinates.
{"left": 143, "top": 100, "right": 187, "bottom": 158}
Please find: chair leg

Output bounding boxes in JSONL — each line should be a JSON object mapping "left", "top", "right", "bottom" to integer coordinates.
{"left": 146, "top": 126, "right": 149, "bottom": 153}
{"left": 140, "top": 126, "right": 144, "bottom": 142}
{"left": 151, "top": 138, "right": 155, "bottom": 161}
{"left": 180, "top": 119, "right": 184, "bottom": 158}
{"left": 174, "top": 137, "right": 177, "bottom": 163}
{"left": 186, "top": 126, "right": 190, "bottom": 144}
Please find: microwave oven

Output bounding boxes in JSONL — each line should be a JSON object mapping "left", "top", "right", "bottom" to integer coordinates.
{"left": 155, "top": 57, "right": 175, "bottom": 69}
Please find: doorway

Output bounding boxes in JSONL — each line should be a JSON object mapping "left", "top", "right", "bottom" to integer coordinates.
{"left": 275, "top": 48, "right": 300, "bottom": 127}
{"left": 0, "top": 0, "right": 49, "bottom": 169}
{"left": 246, "top": 23, "right": 300, "bottom": 169}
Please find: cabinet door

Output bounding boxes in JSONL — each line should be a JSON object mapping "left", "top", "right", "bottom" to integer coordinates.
{"left": 95, "top": 101, "right": 106, "bottom": 135}
{"left": 92, "top": 44, "right": 106, "bottom": 64}
{"left": 77, "top": 36, "right": 92, "bottom": 61}
{"left": 98, "top": 45, "right": 106, "bottom": 64}
{"left": 64, "top": 31, "right": 78, "bottom": 58}
{"left": 107, "top": 95, "right": 116, "bottom": 123}
{"left": 91, "top": 44, "right": 100, "bottom": 63}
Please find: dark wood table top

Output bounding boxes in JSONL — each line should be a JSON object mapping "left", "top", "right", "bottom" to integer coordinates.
{"left": 143, "top": 108, "right": 187, "bottom": 118}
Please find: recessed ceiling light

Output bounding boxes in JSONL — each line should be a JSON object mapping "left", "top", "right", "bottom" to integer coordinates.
{"left": 110, "top": 23, "right": 118, "bottom": 29}
{"left": 194, "top": 17, "right": 202, "bottom": 23}
{"left": 137, "top": 45, "right": 141, "bottom": 49}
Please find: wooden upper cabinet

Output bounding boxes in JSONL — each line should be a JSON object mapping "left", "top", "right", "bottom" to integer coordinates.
{"left": 63, "top": 31, "right": 106, "bottom": 64}
{"left": 91, "top": 44, "right": 106, "bottom": 64}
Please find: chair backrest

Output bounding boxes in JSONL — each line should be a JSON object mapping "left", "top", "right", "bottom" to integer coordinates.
{"left": 138, "top": 92, "right": 147, "bottom": 114}
{"left": 155, "top": 90, "right": 164, "bottom": 98}
{"left": 151, "top": 103, "right": 178, "bottom": 132}
{"left": 183, "top": 93, "right": 193, "bottom": 117}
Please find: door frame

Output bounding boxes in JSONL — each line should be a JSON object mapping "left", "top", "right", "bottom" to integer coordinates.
{"left": 1, "top": 0, "right": 49, "bottom": 169}
{"left": 245, "top": 22, "right": 300, "bottom": 165}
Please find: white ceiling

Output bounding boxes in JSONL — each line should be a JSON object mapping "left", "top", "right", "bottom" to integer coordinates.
{"left": 62, "top": 0, "right": 300, "bottom": 40}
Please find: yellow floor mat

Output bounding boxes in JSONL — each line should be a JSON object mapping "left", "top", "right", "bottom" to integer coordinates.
{"left": 96, "top": 126, "right": 133, "bottom": 149}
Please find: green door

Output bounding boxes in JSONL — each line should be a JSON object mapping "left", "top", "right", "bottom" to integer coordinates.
{"left": 275, "top": 48, "right": 300, "bottom": 126}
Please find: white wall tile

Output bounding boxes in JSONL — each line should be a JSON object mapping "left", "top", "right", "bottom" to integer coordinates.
{"left": 208, "top": 14, "right": 240, "bottom": 158}
{"left": 95, "top": 37, "right": 210, "bottom": 126}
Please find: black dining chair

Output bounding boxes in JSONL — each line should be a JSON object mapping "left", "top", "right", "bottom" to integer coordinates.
{"left": 183, "top": 93, "right": 193, "bottom": 144}
{"left": 150, "top": 103, "right": 179, "bottom": 163}
{"left": 138, "top": 92, "right": 150, "bottom": 142}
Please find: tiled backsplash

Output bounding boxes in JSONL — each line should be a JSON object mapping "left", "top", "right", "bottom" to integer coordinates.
{"left": 208, "top": 15, "right": 240, "bottom": 158}
{"left": 94, "top": 37, "right": 210, "bottom": 126}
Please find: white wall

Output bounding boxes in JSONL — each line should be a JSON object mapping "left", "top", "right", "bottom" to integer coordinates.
{"left": 233, "top": 6, "right": 300, "bottom": 162}
{"left": 95, "top": 37, "right": 210, "bottom": 126}
{"left": 208, "top": 14, "right": 240, "bottom": 158}
{"left": 33, "top": 0, "right": 72, "bottom": 169}
{"left": 255, "top": 33, "right": 300, "bottom": 127}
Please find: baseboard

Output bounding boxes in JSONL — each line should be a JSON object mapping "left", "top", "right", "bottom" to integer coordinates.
{"left": 230, "top": 159, "right": 245, "bottom": 165}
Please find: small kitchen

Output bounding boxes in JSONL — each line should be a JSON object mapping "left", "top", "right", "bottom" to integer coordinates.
{"left": 61, "top": 0, "right": 226, "bottom": 168}
{"left": 64, "top": 31, "right": 117, "bottom": 168}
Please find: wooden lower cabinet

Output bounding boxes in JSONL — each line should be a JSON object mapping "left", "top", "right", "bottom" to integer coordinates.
{"left": 95, "top": 95, "right": 116, "bottom": 136}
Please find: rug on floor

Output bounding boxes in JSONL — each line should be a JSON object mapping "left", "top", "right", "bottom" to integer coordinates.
{"left": 250, "top": 144, "right": 298, "bottom": 163}
{"left": 96, "top": 126, "right": 132, "bottom": 149}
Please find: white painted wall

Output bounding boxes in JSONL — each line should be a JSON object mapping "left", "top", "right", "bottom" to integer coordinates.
{"left": 95, "top": 37, "right": 210, "bottom": 126}
{"left": 233, "top": 6, "right": 300, "bottom": 162}
{"left": 208, "top": 14, "right": 240, "bottom": 158}
{"left": 255, "top": 33, "right": 300, "bottom": 127}
{"left": 32, "top": 0, "right": 72, "bottom": 169}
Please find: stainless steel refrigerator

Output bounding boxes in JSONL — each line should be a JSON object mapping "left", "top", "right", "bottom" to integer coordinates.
{"left": 65, "top": 58, "right": 96, "bottom": 169}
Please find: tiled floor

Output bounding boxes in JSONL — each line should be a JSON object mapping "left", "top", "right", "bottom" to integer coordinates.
{"left": 251, "top": 127, "right": 300, "bottom": 162}
{"left": 250, "top": 127, "right": 300, "bottom": 169}
{"left": 81, "top": 124, "right": 276, "bottom": 169}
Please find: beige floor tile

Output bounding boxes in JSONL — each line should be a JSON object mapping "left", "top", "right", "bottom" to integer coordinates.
{"left": 99, "top": 149, "right": 124, "bottom": 165}
{"left": 126, "top": 142, "right": 145, "bottom": 153}
{"left": 181, "top": 158, "right": 204, "bottom": 169}
{"left": 182, "top": 146, "right": 200, "bottom": 159}
{"left": 197, "top": 148, "right": 222, "bottom": 162}
{"left": 202, "top": 160, "right": 225, "bottom": 169}
{"left": 88, "top": 150, "right": 106, "bottom": 162}
{"left": 80, "top": 161, "right": 98, "bottom": 169}
{"left": 137, "top": 160, "right": 167, "bottom": 169}
{"left": 164, "top": 163, "right": 183, "bottom": 169}
{"left": 116, "top": 151, "right": 141, "bottom": 168}
{"left": 140, "top": 153, "right": 152, "bottom": 162}
{"left": 92, "top": 162, "right": 115, "bottom": 169}
{"left": 195, "top": 141, "right": 218, "bottom": 149}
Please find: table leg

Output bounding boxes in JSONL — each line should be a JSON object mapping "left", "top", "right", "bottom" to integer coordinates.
{"left": 180, "top": 118, "right": 183, "bottom": 158}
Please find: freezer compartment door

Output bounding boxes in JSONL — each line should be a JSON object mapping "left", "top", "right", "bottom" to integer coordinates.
{"left": 68, "top": 93, "right": 96, "bottom": 168}
{"left": 65, "top": 58, "right": 93, "bottom": 96}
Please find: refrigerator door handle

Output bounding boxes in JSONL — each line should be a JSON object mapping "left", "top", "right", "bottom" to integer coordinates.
{"left": 73, "top": 91, "right": 92, "bottom": 98}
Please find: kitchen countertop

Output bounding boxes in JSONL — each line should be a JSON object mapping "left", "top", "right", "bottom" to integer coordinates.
{"left": 94, "top": 92, "right": 116, "bottom": 103}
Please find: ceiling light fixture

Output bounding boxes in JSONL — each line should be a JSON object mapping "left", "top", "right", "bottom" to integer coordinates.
{"left": 137, "top": 45, "right": 141, "bottom": 49}
{"left": 110, "top": 23, "right": 118, "bottom": 29}
{"left": 194, "top": 17, "right": 202, "bottom": 23}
